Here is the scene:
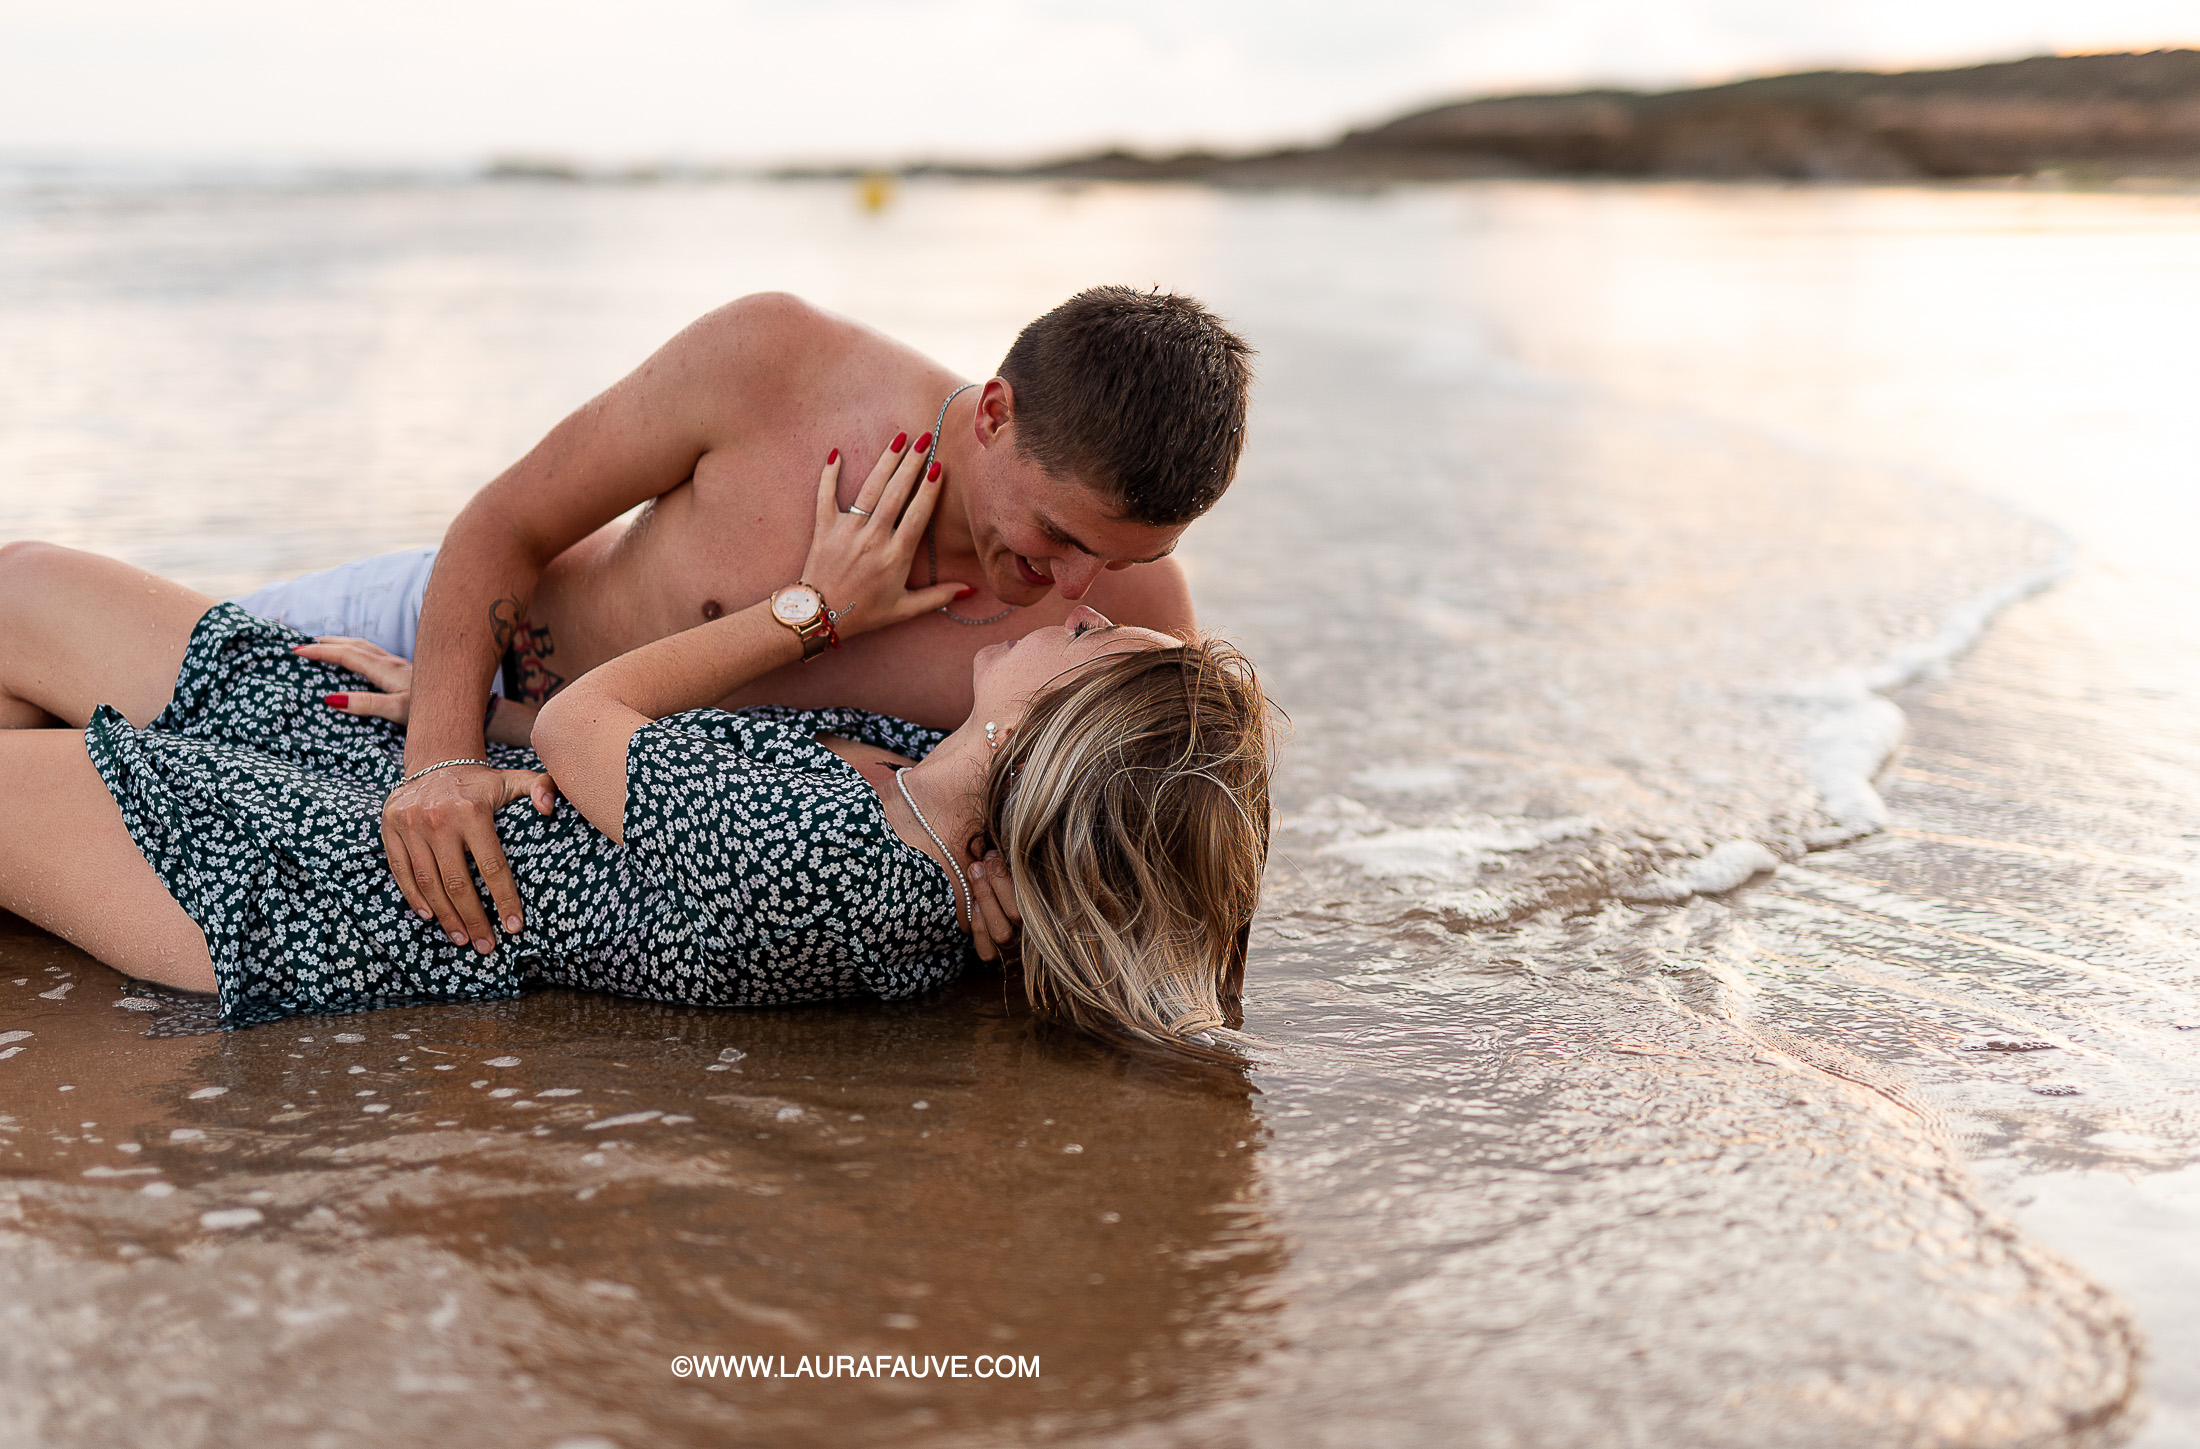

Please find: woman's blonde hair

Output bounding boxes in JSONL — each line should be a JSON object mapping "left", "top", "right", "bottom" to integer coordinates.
{"left": 979, "top": 637, "right": 1275, "bottom": 1066}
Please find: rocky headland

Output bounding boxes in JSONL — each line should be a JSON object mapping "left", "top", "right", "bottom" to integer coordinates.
{"left": 998, "top": 50, "right": 2200, "bottom": 185}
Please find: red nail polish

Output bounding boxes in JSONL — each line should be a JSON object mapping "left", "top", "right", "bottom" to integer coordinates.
{"left": 927, "top": 460, "right": 941, "bottom": 481}
{"left": 826, "top": 447, "right": 839, "bottom": 465}
{"left": 956, "top": 586, "right": 975, "bottom": 598}
{"left": 914, "top": 432, "right": 932, "bottom": 453}
{"left": 891, "top": 431, "right": 908, "bottom": 452}
{"left": 324, "top": 693, "right": 348, "bottom": 709}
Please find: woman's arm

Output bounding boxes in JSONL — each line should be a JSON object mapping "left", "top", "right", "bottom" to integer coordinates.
{"left": 530, "top": 607, "right": 796, "bottom": 843}
{"left": 534, "top": 440, "right": 965, "bottom": 844}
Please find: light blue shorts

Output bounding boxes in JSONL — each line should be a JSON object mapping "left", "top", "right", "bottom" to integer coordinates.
{"left": 227, "top": 546, "right": 506, "bottom": 696}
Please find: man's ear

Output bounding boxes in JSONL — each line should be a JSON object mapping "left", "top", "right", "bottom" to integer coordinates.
{"left": 974, "top": 378, "right": 1015, "bottom": 448}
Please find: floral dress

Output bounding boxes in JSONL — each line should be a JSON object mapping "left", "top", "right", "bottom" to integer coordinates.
{"left": 86, "top": 603, "right": 971, "bottom": 1027}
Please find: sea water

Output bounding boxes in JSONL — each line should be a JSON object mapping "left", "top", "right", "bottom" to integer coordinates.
{"left": 0, "top": 171, "right": 2194, "bottom": 1446}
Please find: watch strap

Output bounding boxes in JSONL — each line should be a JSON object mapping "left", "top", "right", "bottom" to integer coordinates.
{"left": 773, "top": 583, "right": 838, "bottom": 661}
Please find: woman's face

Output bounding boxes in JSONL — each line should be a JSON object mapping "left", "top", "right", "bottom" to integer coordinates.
{"left": 970, "top": 606, "right": 1173, "bottom": 723}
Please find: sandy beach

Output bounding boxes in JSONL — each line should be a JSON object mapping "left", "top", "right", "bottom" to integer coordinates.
{"left": 1, "top": 172, "right": 2194, "bottom": 1446}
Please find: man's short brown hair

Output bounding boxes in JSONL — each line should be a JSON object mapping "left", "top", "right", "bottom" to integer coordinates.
{"left": 1000, "top": 287, "right": 1254, "bottom": 527}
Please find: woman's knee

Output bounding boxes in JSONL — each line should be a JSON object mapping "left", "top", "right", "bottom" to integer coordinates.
{"left": 0, "top": 542, "right": 73, "bottom": 724}
{"left": 0, "top": 539, "right": 72, "bottom": 611}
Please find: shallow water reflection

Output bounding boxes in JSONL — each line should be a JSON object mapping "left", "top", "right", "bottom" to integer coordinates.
{"left": 0, "top": 933, "right": 1280, "bottom": 1444}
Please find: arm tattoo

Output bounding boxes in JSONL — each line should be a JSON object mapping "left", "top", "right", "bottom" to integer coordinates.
{"left": 508, "top": 616, "right": 566, "bottom": 704}
{"left": 489, "top": 595, "right": 523, "bottom": 655}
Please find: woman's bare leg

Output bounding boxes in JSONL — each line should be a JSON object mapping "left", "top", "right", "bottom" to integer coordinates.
{"left": 0, "top": 729, "right": 216, "bottom": 993}
{"left": 0, "top": 541, "right": 215, "bottom": 729}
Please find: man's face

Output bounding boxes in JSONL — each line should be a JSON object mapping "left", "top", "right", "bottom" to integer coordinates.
{"left": 964, "top": 448, "right": 1187, "bottom": 606}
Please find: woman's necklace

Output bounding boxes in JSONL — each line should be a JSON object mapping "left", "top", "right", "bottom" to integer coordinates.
{"left": 922, "top": 383, "right": 1017, "bottom": 627}
{"left": 893, "top": 766, "right": 974, "bottom": 930}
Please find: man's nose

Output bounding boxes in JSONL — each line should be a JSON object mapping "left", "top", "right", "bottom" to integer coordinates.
{"left": 1051, "top": 556, "right": 1105, "bottom": 600}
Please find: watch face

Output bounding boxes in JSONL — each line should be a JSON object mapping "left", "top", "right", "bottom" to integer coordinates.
{"left": 773, "top": 586, "right": 821, "bottom": 625}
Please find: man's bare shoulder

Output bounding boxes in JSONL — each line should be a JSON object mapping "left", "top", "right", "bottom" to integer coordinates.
{"left": 674, "top": 294, "right": 927, "bottom": 384}
{"left": 1086, "top": 557, "right": 1198, "bottom": 638}
{"left": 654, "top": 294, "right": 944, "bottom": 437}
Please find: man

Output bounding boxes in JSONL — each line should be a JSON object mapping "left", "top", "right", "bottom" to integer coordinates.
{"left": 230, "top": 286, "right": 1253, "bottom": 958}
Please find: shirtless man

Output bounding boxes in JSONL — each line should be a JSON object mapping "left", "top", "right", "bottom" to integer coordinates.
{"left": 0, "top": 286, "right": 1254, "bottom": 959}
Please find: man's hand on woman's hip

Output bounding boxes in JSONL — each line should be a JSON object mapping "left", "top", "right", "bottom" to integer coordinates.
{"left": 381, "top": 763, "right": 556, "bottom": 954}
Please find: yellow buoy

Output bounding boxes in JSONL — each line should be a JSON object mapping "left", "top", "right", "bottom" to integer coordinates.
{"left": 856, "top": 171, "right": 897, "bottom": 215}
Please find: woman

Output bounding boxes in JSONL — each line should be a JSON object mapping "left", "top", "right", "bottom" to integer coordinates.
{"left": 0, "top": 442, "right": 1274, "bottom": 1063}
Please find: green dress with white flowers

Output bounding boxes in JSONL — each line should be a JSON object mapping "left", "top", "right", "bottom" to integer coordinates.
{"left": 86, "top": 603, "right": 972, "bottom": 1027}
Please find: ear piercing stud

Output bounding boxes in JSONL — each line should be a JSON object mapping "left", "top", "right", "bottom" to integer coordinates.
{"left": 984, "top": 721, "right": 1000, "bottom": 750}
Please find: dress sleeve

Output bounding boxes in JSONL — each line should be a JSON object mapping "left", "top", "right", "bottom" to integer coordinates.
{"left": 618, "top": 710, "right": 965, "bottom": 999}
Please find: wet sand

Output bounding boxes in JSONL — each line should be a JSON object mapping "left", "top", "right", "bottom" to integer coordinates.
{"left": 2, "top": 174, "right": 2193, "bottom": 1444}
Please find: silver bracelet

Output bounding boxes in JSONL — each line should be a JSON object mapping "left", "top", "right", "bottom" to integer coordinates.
{"left": 399, "top": 757, "right": 491, "bottom": 786}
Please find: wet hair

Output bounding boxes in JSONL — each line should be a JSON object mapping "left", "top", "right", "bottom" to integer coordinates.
{"left": 978, "top": 638, "right": 1275, "bottom": 1066}
{"left": 998, "top": 287, "right": 1254, "bottom": 527}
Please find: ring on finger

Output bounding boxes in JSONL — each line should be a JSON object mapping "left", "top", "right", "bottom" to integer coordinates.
{"left": 845, "top": 505, "right": 871, "bottom": 517}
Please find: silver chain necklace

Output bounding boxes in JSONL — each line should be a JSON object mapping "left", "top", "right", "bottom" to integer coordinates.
{"left": 922, "top": 382, "right": 1018, "bottom": 627}
{"left": 893, "top": 765, "right": 974, "bottom": 930}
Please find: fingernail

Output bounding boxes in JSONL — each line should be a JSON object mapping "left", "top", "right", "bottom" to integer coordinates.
{"left": 913, "top": 432, "right": 932, "bottom": 453}
{"left": 956, "top": 585, "right": 975, "bottom": 598}
{"left": 445, "top": 928, "right": 466, "bottom": 945}
{"left": 927, "top": 461, "right": 941, "bottom": 482}
{"left": 826, "top": 447, "right": 839, "bottom": 465}
{"left": 415, "top": 907, "right": 433, "bottom": 921}
{"left": 473, "top": 937, "right": 492, "bottom": 954}
{"left": 969, "top": 860, "right": 984, "bottom": 880}
{"left": 890, "top": 431, "right": 907, "bottom": 452}
{"left": 324, "top": 693, "right": 348, "bottom": 709}
{"left": 503, "top": 914, "right": 522, "bottom": 934}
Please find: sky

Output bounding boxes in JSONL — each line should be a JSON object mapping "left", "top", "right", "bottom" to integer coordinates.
{"left": 2, "top": 0, "right": 2197, "bottom": 167}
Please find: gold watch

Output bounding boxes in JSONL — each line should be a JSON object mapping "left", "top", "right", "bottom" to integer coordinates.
{"left": 769, "top": 582, "right": 837, "bottom": 661}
